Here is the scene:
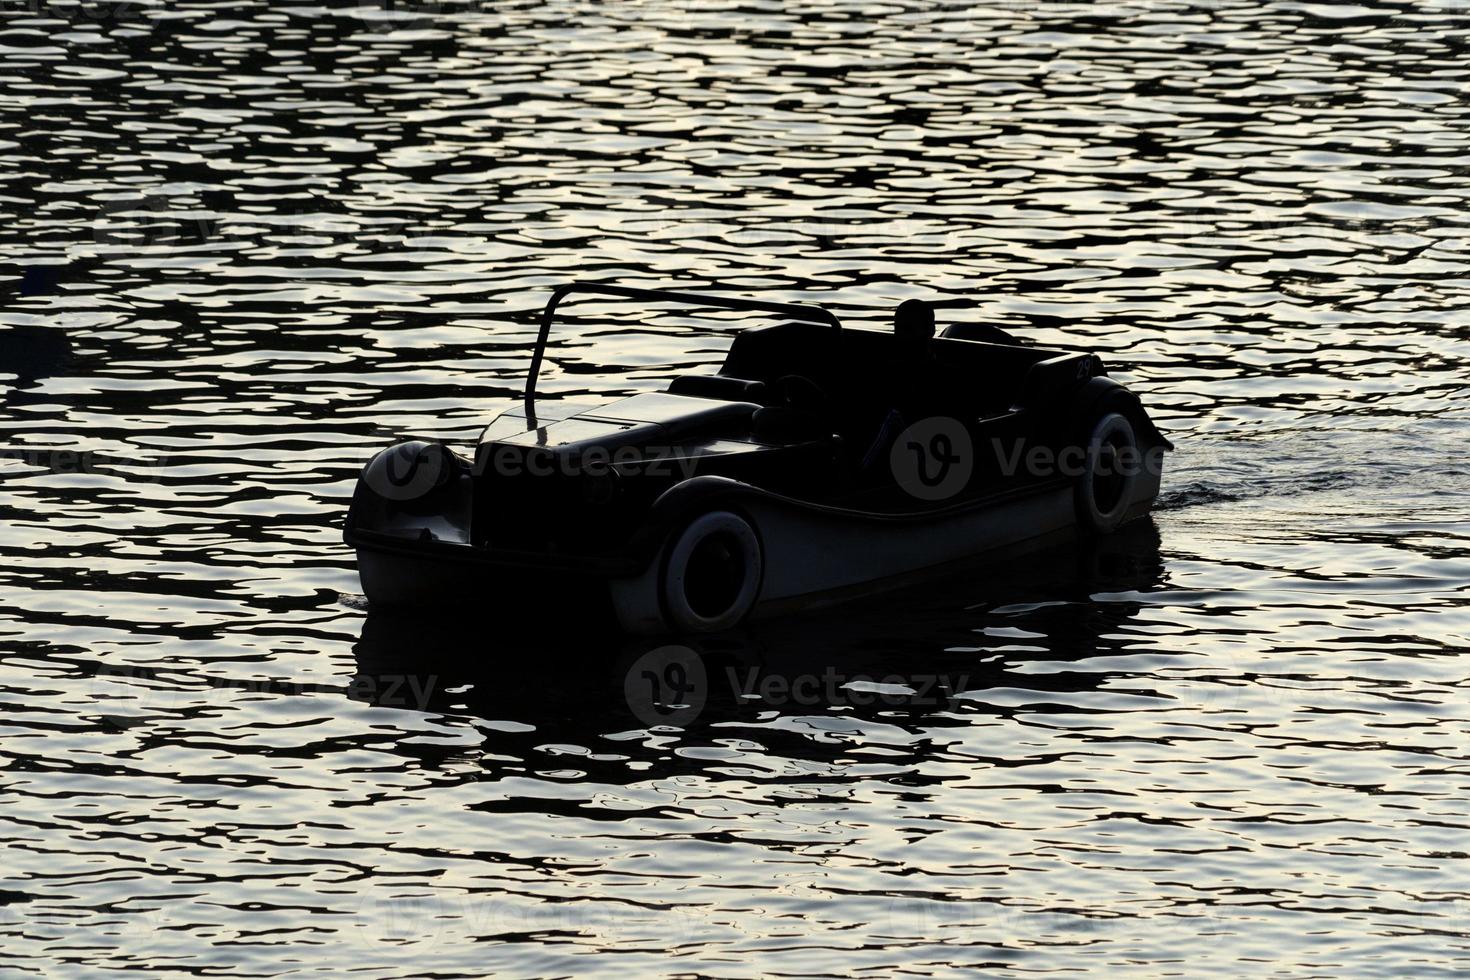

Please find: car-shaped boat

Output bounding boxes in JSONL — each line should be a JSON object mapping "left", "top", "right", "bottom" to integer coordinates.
{"left": 345, "top": 283, "right": 1171, "bottom": 633}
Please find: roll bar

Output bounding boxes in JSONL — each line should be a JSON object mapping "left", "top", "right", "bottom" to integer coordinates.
{"left": 524, "top": 282, "right": 841, "bottom": 419}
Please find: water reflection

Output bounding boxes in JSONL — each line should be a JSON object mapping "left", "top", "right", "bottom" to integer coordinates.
{"left": 351, "top": 521, "right": 1169, "bottom": 778}
{"left": 4, "top": 0, "right": 1470, "bottom": 972}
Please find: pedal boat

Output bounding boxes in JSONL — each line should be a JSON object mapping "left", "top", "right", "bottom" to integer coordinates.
{"left": 344, "top": 283, "right": 1171, "bottom": 634}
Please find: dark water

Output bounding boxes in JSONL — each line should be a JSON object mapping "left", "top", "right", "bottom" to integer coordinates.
{"left": 2, "top": 0, "right": 1469, "bottom": 974}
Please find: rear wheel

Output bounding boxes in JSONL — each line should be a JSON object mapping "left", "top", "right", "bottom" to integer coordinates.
{"left": 661, "top": 511, "right": 763, "bottom": 632}
{"left": 1074, "top": 411, "right": 1139, "bottom": 534}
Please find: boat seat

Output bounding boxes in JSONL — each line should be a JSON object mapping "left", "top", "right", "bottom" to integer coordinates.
{"left": 719, "top": 322, "right": 1061, "bottom": 422}
{"left": 668, "top": 374, "right": 769, "bottom": 404}
{"left": 1009, "top": 352, "right": 1104, "bottom": 410}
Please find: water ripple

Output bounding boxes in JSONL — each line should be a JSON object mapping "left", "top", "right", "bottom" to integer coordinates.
{"left": 1, "top": 0, "right": 1468, "bottom": 974}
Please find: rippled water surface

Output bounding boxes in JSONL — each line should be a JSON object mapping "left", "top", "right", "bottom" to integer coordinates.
{"left": 2, "top": 0, "right": 1469, "bottom": 975}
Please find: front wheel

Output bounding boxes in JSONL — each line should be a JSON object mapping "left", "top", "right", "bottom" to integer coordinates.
{"left": 660, "top": 511, "right": 763, "bottom": 632}
{"left": 1074, "top": 411, "right": 1139, "bottom": 535}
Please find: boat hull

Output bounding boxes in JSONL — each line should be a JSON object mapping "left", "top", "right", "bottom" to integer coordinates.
{"left": 353, "top": 462, "right": 1161, "bottom": 634}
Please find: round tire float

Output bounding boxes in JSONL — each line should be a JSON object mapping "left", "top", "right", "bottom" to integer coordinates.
{"left": 1074, "top": 411, "right": 1139, "bottom": 534}
{"left": 660, "top": 510, "right": 763, "bottom": 632}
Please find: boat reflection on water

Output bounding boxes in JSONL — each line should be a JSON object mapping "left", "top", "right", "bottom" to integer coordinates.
{"left": 349, "top": 521, "right": 1169, "bottom": 762}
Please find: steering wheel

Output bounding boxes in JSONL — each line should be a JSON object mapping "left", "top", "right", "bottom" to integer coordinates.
{"left": 773, "top": 374, "right": 827, "bottom": 413}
